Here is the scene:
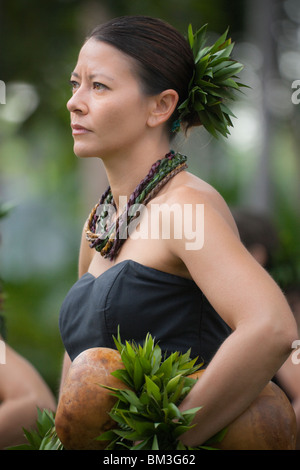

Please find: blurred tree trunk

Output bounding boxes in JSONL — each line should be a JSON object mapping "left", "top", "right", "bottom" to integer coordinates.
{"left": 245, "top": 0, "right": 280, "bottom": 213}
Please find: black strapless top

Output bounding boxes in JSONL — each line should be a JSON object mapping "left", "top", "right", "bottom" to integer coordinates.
{"left": 59, "top": 260, "right": 231, "bottom": 364}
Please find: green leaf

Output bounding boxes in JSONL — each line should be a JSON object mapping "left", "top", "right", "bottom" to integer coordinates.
{"left": 181, "top": 406, "right": 203, "bottom": 424}
{"left": 209, "top": 27, "right": 229, "bottom": 55}
{"left": 187, "top": 23, "right": 194, "bottom": 49}
{"left": 194, "top": 79, "right": 219, "bottom": 89}
{"left": 145, "top": 375, "right": 161, "bottom": 403}
{"left": 118, "top": 389, "right": 143, "bottom": 409}
{"left": 211, "top": 42, "right": 234, "bottom": 62}
{"left": 214, "top": 62, "right": 244, "bottom": 80}
{"left": 208, "top": 86, "right": 235, "bottom": 101}
{"left": 173, "top": 424, "right": 196, "bottom": 439}
{"left": 96, "top": 430, "right": 117, "bottom": 441}
{"left": 125, "top": 340, "right": 136, "bottom": 359}
{"left": 197, "top": 110, "right": 219, "bottom": 138}
{"left": 111, "top": 368, "right": 133, "bottom": 388}
{"left": 166, "top": 374, "right": 182, "bottom": 394}
{"left": 23, "top": 428, "right": 41, "bottom": 448}
{"left": 165, "top": 402, "right": 182, "bottom": 420}
{"left": 119, "top": 352, "right": 134, "bottom": 377}
{"left": 121, "top": 413, "right": 155, "bottom": 436}
{"left": 193, "top": 25, "right": 208, "bottom": 62}
{"left": 220, "top": 103, "right": 236, "bottom": 118}
{"left": 133, "top": 357, "right": 144, "bottom": 390}
{"left": 143, "top": 333, "right": 154, "bottom": 357}
{"left": 36, "top": 408, "right": 55, "bottom": 436}
{"left": 157, "top": 354, "right": 173, "bottom": 381}
{"left": 151, "top": 346, "right": 162, "bottom": 374}
{"left": 152, "top": 434, "right": 159, "bottom": 450}
{"left": 168, "top": 380, "right": 185, "bottom": 404}
{"left": 195, "top": 55, "right": 210, "bottom": 80}
{"left": 220, "top": 78, "right": 240, "bottom": 89}
{"left": 210, "top": 58, "right": 235, "bottom": 74}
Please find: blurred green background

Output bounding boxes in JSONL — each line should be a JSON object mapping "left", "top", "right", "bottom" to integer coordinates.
{"left": 0, "top": 0, "right": 299, "bottom": 397}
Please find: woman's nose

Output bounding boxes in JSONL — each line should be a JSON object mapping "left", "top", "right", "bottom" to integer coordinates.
{"left": 67, "top": 89, "right": 88, "bottom": 114}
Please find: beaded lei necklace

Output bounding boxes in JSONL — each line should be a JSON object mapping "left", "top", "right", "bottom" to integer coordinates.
{"left": 85, "top": 150, "right": 188, "bottom": 261}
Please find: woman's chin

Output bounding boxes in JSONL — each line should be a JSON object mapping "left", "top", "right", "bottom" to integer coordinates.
{"left": 73, "top": 144, "right": 100, "bottom": 159}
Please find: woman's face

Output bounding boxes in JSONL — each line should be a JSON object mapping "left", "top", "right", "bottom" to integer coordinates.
{"left": 67, "top": 39, "right": 154, "bottom": 159}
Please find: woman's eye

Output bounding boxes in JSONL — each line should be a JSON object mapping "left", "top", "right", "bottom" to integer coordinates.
{"left": 69, "top": 80, "right": 79, "bottom": 92}
{"left": 93, "top": 82, "right": 107, "bottom": 91}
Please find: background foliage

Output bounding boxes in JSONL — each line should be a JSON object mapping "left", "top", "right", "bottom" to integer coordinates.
{"left": 0, "top": 0, "right": 299, "bottom": 397}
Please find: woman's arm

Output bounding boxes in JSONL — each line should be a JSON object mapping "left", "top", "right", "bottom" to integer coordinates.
{"left": 169, "top": 191, "right": 297, "bottom": 446}
{"left": 78, "top": 222, "right": 94, "bottom": 278}
{"left": 0, "top": 342, "right": 56, "bottom": 449}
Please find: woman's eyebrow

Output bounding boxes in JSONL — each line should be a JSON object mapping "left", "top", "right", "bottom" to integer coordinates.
{"left": 71, "top": 71, "right": 114, "bottom": 81}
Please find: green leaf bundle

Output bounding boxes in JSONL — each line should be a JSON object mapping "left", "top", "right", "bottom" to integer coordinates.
{"left": 97, "top": 332, "right": 225, "bottom": 450}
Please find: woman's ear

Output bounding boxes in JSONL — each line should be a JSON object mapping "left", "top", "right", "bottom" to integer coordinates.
{"left": 147, "top": 89, "right": 179, "bottom": 129}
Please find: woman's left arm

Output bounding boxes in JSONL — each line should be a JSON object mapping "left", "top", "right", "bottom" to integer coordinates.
{"left": 169, "top": 191, "right": 297, "bottom": 447}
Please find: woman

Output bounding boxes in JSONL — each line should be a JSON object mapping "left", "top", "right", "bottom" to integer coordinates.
{"left": 58, "top": 16, "right": 297, "bottom": 447}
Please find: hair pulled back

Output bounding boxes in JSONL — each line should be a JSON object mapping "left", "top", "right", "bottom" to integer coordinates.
{"left": 86, "top": 16, "right": 200, "bottom": 133}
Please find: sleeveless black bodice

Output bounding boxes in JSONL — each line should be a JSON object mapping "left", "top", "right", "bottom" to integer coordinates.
{"left": 59, "top": 260, "right": 231, "bottom": 364}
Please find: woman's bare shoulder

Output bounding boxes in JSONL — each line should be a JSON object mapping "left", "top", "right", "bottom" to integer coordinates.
{"left": 162, "top": 171, "right": 239, "bottom": 237}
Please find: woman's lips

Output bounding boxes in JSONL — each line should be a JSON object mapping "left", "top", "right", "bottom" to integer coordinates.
{"left": 71, "top": 124, "right": 92, "bottom": 135}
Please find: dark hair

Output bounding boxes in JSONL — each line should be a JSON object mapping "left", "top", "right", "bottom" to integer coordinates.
{"left": 86, "top": 16, "right": 199, "bottom": 133}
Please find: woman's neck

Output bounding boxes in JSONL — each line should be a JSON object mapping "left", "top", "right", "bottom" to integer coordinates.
{"left": 101, "top": 139, "right": 171, "bottom": 212}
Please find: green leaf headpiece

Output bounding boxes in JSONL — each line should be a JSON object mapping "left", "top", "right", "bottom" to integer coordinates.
{"left": 176, "top": 24, "right": 246, "bottom": 139}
